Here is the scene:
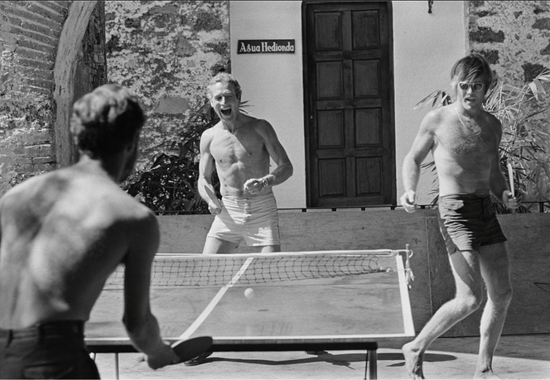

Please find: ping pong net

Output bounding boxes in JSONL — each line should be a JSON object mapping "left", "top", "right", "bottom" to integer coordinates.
{"left": 104, "top": 248, "right": 413, "bottom": 289}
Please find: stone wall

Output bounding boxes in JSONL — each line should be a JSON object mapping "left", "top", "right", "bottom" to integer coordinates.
{"left": 0, "top": 1, "right": 68, "bottom": 194}
{"left": 468, "top": 1, "right": 550, "bottom": 82}
{"left": 468, "top": 1, "right": 550, "bottom": 201}
{"left": 104, "top": 1, "right": 230, "bottom": 178}
{"left": 0, "top": 1, "right": 105, "bottom": 195}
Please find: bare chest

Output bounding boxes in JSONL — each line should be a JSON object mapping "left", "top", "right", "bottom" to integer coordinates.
{"left": 210, "top": 130, "right": 267, "bottom": 166}
{"left": 436, "top": 120, "right": 497, "bottom": 159}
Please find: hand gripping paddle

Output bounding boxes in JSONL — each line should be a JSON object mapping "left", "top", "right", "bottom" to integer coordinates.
{"left": 171, "top": 336, "right": 213, "bottom": 362}
{"left": 205, "top": 186, "right": 222, "bottom": 209}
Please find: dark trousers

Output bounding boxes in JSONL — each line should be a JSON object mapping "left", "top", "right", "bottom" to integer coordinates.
{"left": 0, "top": 320, "right": 100, "bottom": 379}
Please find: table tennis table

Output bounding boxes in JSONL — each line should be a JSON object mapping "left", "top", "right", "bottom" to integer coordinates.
{"left": 86, "top": 247, "right": 415, "bottom": 379}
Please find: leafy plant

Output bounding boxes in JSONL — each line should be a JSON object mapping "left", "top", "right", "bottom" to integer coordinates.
{"left": 124, "top": 102, "right": 220, "bottom": 215}
{"left": 414, "top": 69, "right": 550, "bottom": 213}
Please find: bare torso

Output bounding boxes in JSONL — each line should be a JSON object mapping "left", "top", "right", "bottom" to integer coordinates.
{"left": 0, "top": 161, "right": 155, "bottom": 328}
{"left": 431, "top": 105, "right": 501, "bottom": 195}
{"left": 206, "top": 115, "right": 272, "bottom": 198}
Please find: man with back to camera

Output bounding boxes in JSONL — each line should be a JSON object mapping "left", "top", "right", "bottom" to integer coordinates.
{"left": 198, "top": 72, "right": 293, "bottom": 254}
{"left": 400, "top": 54, "right": 519, "bottom": 379}
{"left": 0, "top": 84, "right": 183, "bottom": 378}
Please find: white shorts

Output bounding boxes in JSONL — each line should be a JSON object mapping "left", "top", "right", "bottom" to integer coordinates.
{"left": 207, "top": 193, "right": 281, "bottom": 246}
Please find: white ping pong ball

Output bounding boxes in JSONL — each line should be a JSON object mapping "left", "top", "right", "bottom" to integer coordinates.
{"left": 244, "top": 288, "right": 255, "bottom": 299}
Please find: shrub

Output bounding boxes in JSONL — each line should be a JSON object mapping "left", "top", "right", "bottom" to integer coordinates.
{"left": 124, "top": 102, "right": 220, "bottom": 214}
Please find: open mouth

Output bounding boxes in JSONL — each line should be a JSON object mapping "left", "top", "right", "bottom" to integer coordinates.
{"left": 221, "top": 108, "right": 232, "bottom": 116}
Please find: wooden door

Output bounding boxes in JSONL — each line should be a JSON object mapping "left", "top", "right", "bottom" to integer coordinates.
{"left": 304, "top": 1, "right": 395, "bottom": 207}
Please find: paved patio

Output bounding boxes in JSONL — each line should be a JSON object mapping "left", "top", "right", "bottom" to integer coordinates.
{"left": 92, "top": 334, "right": 550, "bottom": 379}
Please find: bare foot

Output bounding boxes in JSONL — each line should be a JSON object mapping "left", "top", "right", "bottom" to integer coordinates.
{"left": 474, "top": 369, "right": 501, "bottom": 379}
{"left": 402, "top": 342, "right": 425, "bottom": 379}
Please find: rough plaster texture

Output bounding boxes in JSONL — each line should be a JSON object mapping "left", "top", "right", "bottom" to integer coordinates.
{"left": 0, "top": 1, "right": 67, "bottom": 195}
{"left": 0, "top": 1, "right": 104, "bottom": 195}
{"left": 104, "top": 1, "right": 230, "bottom": 179}
{"left": 468, "top": 1, "right": 550, "bottom": 201}
{"left": 468, "top": 1, "right": 550, "bottom": 82}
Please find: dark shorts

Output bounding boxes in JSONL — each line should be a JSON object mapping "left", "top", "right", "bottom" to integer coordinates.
{"left": 437, "top": 191, "right": 507, "bottom": 254}
{"left": 0, "top": 320, "right": 100, "bottom": 379}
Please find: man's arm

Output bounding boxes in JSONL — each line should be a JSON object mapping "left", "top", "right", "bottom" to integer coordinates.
{"left": 487, "top": 119, "right": 518, "bottom": 209}
{"left": 247, "top": 120, "right": 293, "bottom": 191}
{"left": 122, "top": 211, "right": 179, "bottom": 369}
{"left": 197, "top": 129, "right": 222, "bottom": 214}
{"left": 400, "top": 111, "right": 438, "bottom": 212}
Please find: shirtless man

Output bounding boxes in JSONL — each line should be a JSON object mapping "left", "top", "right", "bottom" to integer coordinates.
{"left": 0, "top": 84, "right": 180, "bottom": 378}
{"left": 198, "top": 72, "right": 293, "bottom": 254}
{"left": 400, "top": 54, "right": 518, "bottom": 379}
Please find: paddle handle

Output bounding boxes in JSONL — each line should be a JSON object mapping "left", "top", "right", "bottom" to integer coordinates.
{"left": 507, "top": 162, "right": 515, "bottom": 197}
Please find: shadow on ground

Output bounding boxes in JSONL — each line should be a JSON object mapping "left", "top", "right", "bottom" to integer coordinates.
{"left": 203, "top": 351, "right": 456, "bottom": 368}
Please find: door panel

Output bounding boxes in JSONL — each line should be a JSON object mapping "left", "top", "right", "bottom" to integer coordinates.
{"left": 314, "top": 13, "right": 342, "bottom": 50}
{"left": 354, "top": 60, "right": 379, "bottom": 97}
{"left": 317, "top": 61, "right": 343, "bottom": 98}
{"left": 304, "top": 1, "right": 395, "bottom": 207}
{"left": 355, "top": 108, "right": 381, "bottom": 146}
{"left": 318, "top": 110, "right": 344, "bottom": 147}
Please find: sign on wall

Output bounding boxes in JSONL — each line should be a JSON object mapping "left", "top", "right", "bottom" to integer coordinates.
{"left": 237, "top": 39, "right": 295, "bottom": 54}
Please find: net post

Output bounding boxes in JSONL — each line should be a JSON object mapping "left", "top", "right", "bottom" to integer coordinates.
{"left": 115, "top": 352, "right": 120, "bottom": 379}
{"left": 401, "top": 244, "right": 415, "bottom": 288}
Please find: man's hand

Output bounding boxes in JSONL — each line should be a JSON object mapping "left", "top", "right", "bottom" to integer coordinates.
{"left": 203, "top": 185, "right": 222, "bottom": 215}
{"left": 244, "top": 175, "right": 272, "bottom": 194}
{"left": 208, "top": 200, "right": 223, "bottom": 215}
{"left": 400, "top": 190, "right": 417, "bottom": 213}
{"left": 502, "top": 190, "right": 520, "bottom": 210}
{"left": 244, "top": 178, "right": 263, "bottom": 194}
{"left": 145, "top": 343, "right": 181, "bottom": 369}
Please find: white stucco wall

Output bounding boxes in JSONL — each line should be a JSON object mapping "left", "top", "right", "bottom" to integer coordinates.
{"left": 230, "top": 1, "right": 305, "bottom": 208}
{"left": 392, "top": 1, "right": 467, "bottom": 204}
{"left": 230, "top": 1, "right": 466, "bottom": 208}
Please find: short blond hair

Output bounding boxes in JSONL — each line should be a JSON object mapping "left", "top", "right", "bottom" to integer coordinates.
{"left": 206, "top": 72, "right": 242, "bottom": 101}
{"left": 450, "top": 53, "right": 494, "bottom": 91}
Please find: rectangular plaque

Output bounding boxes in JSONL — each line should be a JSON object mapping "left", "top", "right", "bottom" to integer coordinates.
{"left": 237, "top": 39, "right": 295, "bottom": 54}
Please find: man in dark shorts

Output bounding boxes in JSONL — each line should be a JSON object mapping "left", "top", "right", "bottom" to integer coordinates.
{"left": 0, "top": 84, "right": 180, "bottom": 378}
{"left": 400, "top": 54, "right": 519, "bottom": 379}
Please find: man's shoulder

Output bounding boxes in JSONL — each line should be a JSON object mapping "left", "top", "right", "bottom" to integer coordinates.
{"left": 93, "top": 182, "right": 154, "bottom": 221}
{"left": 426, "top": 106, "right": 451, "bottom": 120}
{"left": 0, "top": 170, "right": 64, "bottom": 207}
{"left": 8, "top": 168, "right": 149, "bottom": 217}
{"left": 201, "top": 123, "right": 220, "bottom": 138}
{"left": 419, "top": 106, "right": 449, "bottom": 132}
{"left": 483, "top": 110, "right": 501, "bottom": 126}
{"left": 247, "top": 117, "right": 274, "bottom": 136}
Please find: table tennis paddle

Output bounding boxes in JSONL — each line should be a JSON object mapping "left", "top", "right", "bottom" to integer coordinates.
{"left": 171, "top": 336, "right": 213, "bottom": 362}
{"left": 507, "top": 162, "right": 515, "bottom": 197}
{"left": 205, "top": 185, "right": 222, "bottom": 209}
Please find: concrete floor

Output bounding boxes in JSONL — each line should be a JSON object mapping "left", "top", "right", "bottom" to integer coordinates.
{"left": 92, "top": 334, "right": 550, "bottom": 379}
